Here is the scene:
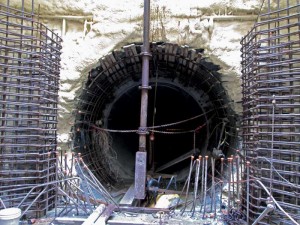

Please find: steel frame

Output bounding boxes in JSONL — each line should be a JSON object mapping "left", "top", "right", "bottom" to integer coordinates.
{"left": 241, "top": 1, "right": 300, "bottom": 224}
{"left": 0, "top": 0, "right": 62, "bottom": 217}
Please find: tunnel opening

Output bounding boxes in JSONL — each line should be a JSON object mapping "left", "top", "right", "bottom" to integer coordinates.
{"left": 73, "top": 42, "right": 238, "bottom": 187}
{"left": 106, "top": 81, "right": 207, "bottom": 179}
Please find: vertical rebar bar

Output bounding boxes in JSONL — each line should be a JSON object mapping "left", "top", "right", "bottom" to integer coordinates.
{"left": 211, "top": 157, "right": 216, "bottom": 218}
{"left": 202, "top": 156, "right": 208, "bottom": 219}
{"left": 246, "top": 161, "right": 250, "bottom": 224}
{"left": 236, "top": 155, "right": 240, "bottom": 201}
{"left": 270, "top": 95, "right": 276, "bottom": 196}
{"left": 220, "top": 157, "right": 224, "bottom": 211}
{"left": 0, "top": 1, "right": 61, "bottom": 216}
{"left": 200, "top": 156, "right": 205, "bottom": 211}
{"left": 241, "top": 2, "right": 300, "bottom": 223}
{"left": 182, "top": 156, "right": 194, "bottom": 214}
{"left": 191, "top": 158, "right": 200, "bottom": 217}
{"left": 228, "top": 158, "right": 232, "bottom": 209}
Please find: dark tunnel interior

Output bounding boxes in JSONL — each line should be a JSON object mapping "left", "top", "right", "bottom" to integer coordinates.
{"left": 107, "top": 82, "right": 207, "bottom": 177}
{"left": 73, "top": 43, "right": 238, "bottom": 186}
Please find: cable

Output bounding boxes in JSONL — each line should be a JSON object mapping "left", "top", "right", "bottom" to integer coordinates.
{"left": 256, "top": 0, "right": 266, "bottom": 23}
{"left": 257, "top": 157, "right": 300, "bottom": 189}
{"left": 76, "top": 109, "right": 217, "bottom": 134}
{"left": 255, "top": 179, "right": 300, "bottom": 225}
{"left": 148, "top": 109, "right": 216, "bottom": 129}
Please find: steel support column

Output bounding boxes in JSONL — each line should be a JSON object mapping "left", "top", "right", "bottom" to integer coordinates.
{"left": 135, "top": 0, "right": 151, "bottom": 199}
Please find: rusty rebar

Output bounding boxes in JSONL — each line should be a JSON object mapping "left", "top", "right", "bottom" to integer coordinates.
{"left": 0, "top": 0, "right": 62, "bottom": 217}
{"left": 241, "top": 1, "right": 300, "bottom": 223}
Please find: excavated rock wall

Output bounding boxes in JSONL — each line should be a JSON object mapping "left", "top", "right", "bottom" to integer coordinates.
{"left": 0, "top": 0, "right": 262, "bottom": 145}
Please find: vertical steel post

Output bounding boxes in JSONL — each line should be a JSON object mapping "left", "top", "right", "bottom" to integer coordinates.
{"left": 220, "top": 157, "right": 224, "bottom": 211}
{"left": 202, "top": 156, "right": 208, "bottom": 218}
{"left": 228, "top": 158, "right": 232, "bottom": 209}
{"left": 183, "top": 156, "right": 194, "bottom": 212}
{"left": 236, "top": 152, "right": 240, "bottom": 201}
{"left": 270, "top": 95, "right": 276, "bottom": 196}
{"left": 192, "top": 158, "right": 200, "bottom": 217}
{"left": 211, "top": 157, "right": 216, "bottom": 218}
{"left": 246, "top": 161, "right": 250, "bottom": 224}
{"left": 135, "top": 0, "right": 151, "bottom": 199}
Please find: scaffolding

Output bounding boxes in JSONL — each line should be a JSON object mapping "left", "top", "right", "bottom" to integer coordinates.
{"left": 241, "top": 0, "right": 300, "bottom": 224}
{"left": 0, "top": 1, "right": 62, "bottom": 217}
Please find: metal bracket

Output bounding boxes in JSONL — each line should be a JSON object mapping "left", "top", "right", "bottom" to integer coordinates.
{"left": 137, "top": 127, "right": 149, "bottom": 135}
{"left": 134, "top": 152, "right": 147, "bottom": 199}
{"left": 140, "top": 51, "right": 152, "bottom": 57}
{"left": 138, "top": 85, "right": 152, "bottom": 90}
{"left": 252, "top": 203, "right": 275, "bottom": 225}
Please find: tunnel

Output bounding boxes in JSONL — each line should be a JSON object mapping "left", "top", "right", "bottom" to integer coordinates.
{"left": 73, "top": 42, "right": 238, "bottom": 187}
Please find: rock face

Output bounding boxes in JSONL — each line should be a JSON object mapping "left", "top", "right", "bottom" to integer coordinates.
{"left": 0, "top": 0, "right": 261, "bottom": 144}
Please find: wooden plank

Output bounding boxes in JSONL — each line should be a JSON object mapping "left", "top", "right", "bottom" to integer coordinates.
{"left": 103, "top": 55, "right": 114, "bottom": 75}
{"left": 189, "top": 49, "right": 196, "bottom": 61}
{"left": 110, "top": 52, "right": 123, "bottom": 77}
{"left": 151, "top": 42, "right": 157, "bottom": 52}
{"left": 106, "top": 53, "right": 117, "bottom": 74}
{"left": 82, "top": 204, "right": 106, "bottom": 225}
{"left": 113, "top": 51, "right": 127, "bottom": 77}
{"left": 179, "top": 45, "right": 189, "bottom": 66}
{"left": 130, "top": 44, "right": 140, "bottom": 63}
{"left": 188, "top": 49, "right": 196, "bottom": 74}
{"left": 123, "top": 44, "right": 135, "bottom": 64}
{"left": 107, "top": 220, "right": 151, "bottom": 225}
{"left": 155, "top": 149, "right": 197, "bottom": 173}
{"left": 54, "top": 217, "right": 86, "bottom": 224}
{"left": 170, "top": 43, "right": 178, "bottom": 63}
{"left": 148, "top": 187, "right": 182, "bottom": 195}
{"left": 164, "top": 43, "right": 170, "bottom": 61}
{"left": 106, "top": 53, "right": 120, "bottom": 81}
{"left": 115, "top": 206, "right": 170, "bottom": 213}
{"left": 195, "top": 52, "right": 202, "bottom": 63}
{"left": 95, "top": 204, "right": 117, "bottom": 224}
{"left": 99, "top": 57, "right": 109, "bottom": 76}
{"left": 119, "top": 184, "right": 135, "bottom": 206}
{"left": 99, "top": 57, "right": 114, "bottom": 83}
{"left": 192, "top": 52, "right": 202, "bottom": 73}
{"left": 123, "top": 44, "right": 140, "bottom": 74}
{"left": 157, "top": 45, "right": 163, "bottom": 61}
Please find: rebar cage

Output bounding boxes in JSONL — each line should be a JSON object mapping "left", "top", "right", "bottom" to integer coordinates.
{"left": 0, "top": 1, "right": 62, "bottom": 217}
{"left": 241, "top": 0, "right": 300, "bottom": 224}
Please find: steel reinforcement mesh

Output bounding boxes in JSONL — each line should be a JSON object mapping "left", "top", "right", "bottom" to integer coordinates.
{"left": 241, "top": 1, "right": 300, "bottom": 224}
{"left": 0, "top": 2, "right": 62, "bottom": 217}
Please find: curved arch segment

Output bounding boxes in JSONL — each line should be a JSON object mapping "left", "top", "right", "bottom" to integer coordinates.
{"left": 73, "top": 43, "right": 237, "bottom": 186}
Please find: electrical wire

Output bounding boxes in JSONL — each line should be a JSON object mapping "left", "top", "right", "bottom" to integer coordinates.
{"left": 77, "top": 109, "right": 217, "bottom": 134}
{"left": 255, "top": 179, "right": 300, "bottom": 225}
{"left": 257, "top": 157, "right": 300, "bottom": 189}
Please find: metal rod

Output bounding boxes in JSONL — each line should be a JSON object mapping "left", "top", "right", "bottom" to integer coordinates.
{"left": 200, "top": 156, "right": 205, "bottom": 212}
{"left": 135, "top": 0, "right": 151, "bottom": 200}
{"left": 202, "top": 156, "right": 208, "bottom": 219}
{"left": 231, "top": 155, "right": 235, "bottom": 205}
{"left": 270, "top": 95, "right": 276, "bottom": 196}
{"left": 236, "top": 150, "right": 240, "bottom": 202}
{"left": 191, "top": 158, "right": 200, "bottom": 217}
{"left": 211, "top": 157, "right": 216, "bottom": 218}
{"left": 220, "top": 157, "right": 224, "bottom": 212}
{"left": 228, "top": 158, "right": 232, "bottom": 209}
{"left": 246, "top": 161, "right": 250, "bottom": 224}
{"left": 181, "top": 156, "right": 195, "bottom": 214}
{"left": 252, "top": 204, "right": 275, "bottom": 225}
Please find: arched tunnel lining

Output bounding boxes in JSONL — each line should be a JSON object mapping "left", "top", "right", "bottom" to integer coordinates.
{"left": 74, "top": 43, "right": 238, "bottom": 186}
